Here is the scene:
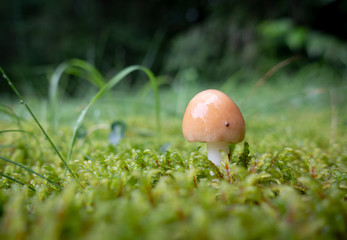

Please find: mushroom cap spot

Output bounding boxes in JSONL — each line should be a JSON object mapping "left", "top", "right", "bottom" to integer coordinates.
{"left": 182, "top": 89, "right": 245, "bottom": 143}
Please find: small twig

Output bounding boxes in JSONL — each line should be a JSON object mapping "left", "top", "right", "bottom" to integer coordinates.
{"left": 242, "top": 55, "right": 300, "bottom": 106}
{"left": 329, "top": 88, "right": 338, "bottom": 146}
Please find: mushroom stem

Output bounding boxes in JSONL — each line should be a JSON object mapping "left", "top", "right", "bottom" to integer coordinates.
{"left": 206, "top": 142, "right": 230, "bottom": 167}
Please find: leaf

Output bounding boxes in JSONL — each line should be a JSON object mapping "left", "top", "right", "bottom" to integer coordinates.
{"left": 238, "top": 142, "right": 251, "bottom": 169}
{"left": 109, "top": 121, "right": 127, "bottom": 145}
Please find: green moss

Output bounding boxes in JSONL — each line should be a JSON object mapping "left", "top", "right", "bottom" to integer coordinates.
{"left": 0, "top": 84, "right": 346, "bottom": 239}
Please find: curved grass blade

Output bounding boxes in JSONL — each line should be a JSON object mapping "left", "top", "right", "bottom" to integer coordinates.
{"left": 66, "top": 59, "right": 105, "bottom": 88}
{"left": 49, "top": 59, "right": 106, "bottom": 128}
{"left": 0, "top": 67, "right": 83, "bottom": 188}
{"left": 0, "top": 104, "right": 23, "bottom": 128}
{"left": 0, "top": 129, "right": 32, "bottom": 134}
{"left": 0, "top": 156, "right": 62, "bottom": 190}
{"left": 0, "top": 172, "right": 36, "bottom": 192}
{"left": 66, "top": 65, "right": 161, "bottom": 164}
{"left": 50, "top": 59, "right": 105, "bottom": 99}
{"left": 0, "top": 129, "right": 44, "bottom": 159}
{"left": 242, "top": 55, "right": 300, "bottom": 106}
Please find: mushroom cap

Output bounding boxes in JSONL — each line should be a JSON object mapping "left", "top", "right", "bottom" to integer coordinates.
{"left": 182, "top": 89, "right": 245, "bottom": 143}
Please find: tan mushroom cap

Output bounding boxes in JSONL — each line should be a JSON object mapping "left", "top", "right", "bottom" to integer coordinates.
{"left": 182, "top": 89, "right": 245, "bottom": 143}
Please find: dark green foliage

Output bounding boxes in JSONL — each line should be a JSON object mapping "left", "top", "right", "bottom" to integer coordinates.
{"left": 1, "top": 0, "right": 347, "bottom": 95}
{"left": 237, "top": 142, "right": 251, "bottom": 168}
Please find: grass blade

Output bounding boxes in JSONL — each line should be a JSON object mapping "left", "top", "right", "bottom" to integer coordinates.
{"left": 138, "top": 67, "right": 161, "bottom": 134}
{"left": 0, "top": 67, "right": 83, "bottom": 188}
{"left": 66, "top": 65, "right": 161, "bottom": 164}
{"left": 0, "top": 104, "right": 23, "bottom": 128}
{"left": 66, "top": 59, "right": 105, "bottom": 88}
{"left": 49, "top": 59, "right": 105, "bottom": 128}
{"left": 0, "top": 156, "right": 62, "bottom": 190}
{"left": 242, "top": 55, "right": 300, "bottom": 106}
{"left": 0, "top": 129, "right": 32, "bottom": 134}
{"left": 0, "top": 129, "right": 44, "bottom": 159}
{"left": 0, "top": 172, "right": 36, "bottom": 192}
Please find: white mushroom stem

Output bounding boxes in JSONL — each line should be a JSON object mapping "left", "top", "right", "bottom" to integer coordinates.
{"left": 206, "top": 142, "right": 229, "bottom": 167}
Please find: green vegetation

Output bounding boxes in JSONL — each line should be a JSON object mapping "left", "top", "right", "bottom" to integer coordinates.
{"left": 1, "top": 1, "right": 346, "bottom": 238}
{"left": 0, "top": 62, "right": 346, "bottom": 239}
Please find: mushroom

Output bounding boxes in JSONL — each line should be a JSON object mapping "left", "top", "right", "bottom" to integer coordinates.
{"left": 182, "top": 89, "right": 245, "bottom": 167}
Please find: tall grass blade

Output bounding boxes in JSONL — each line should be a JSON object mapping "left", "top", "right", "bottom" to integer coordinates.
{"left": 0, "top": 172, "right": 36, "bottom": 191}
{"left": 329, "top": 88, "right": 338, "bottom": 146}
{"left": 142, "top": 29, "right": 166, "bottom": 68}
{"left": 138, "top": 67, "right": 161, "bottom": 134}
{"left": 49, "top": 59, "right": 105, "bottom": 128}
{"left": 0, "top": 156, "right": 62, "bottom": 190}
{"left": 66, "top": 65, "right": 161, "bottom": 164}
{"left": 0, "top": 67, "right": 82, "bottom": 188}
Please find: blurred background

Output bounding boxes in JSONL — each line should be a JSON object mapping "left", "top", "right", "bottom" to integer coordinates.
{"left": 0, "top": 0, "right": 347, "bottom": 97}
